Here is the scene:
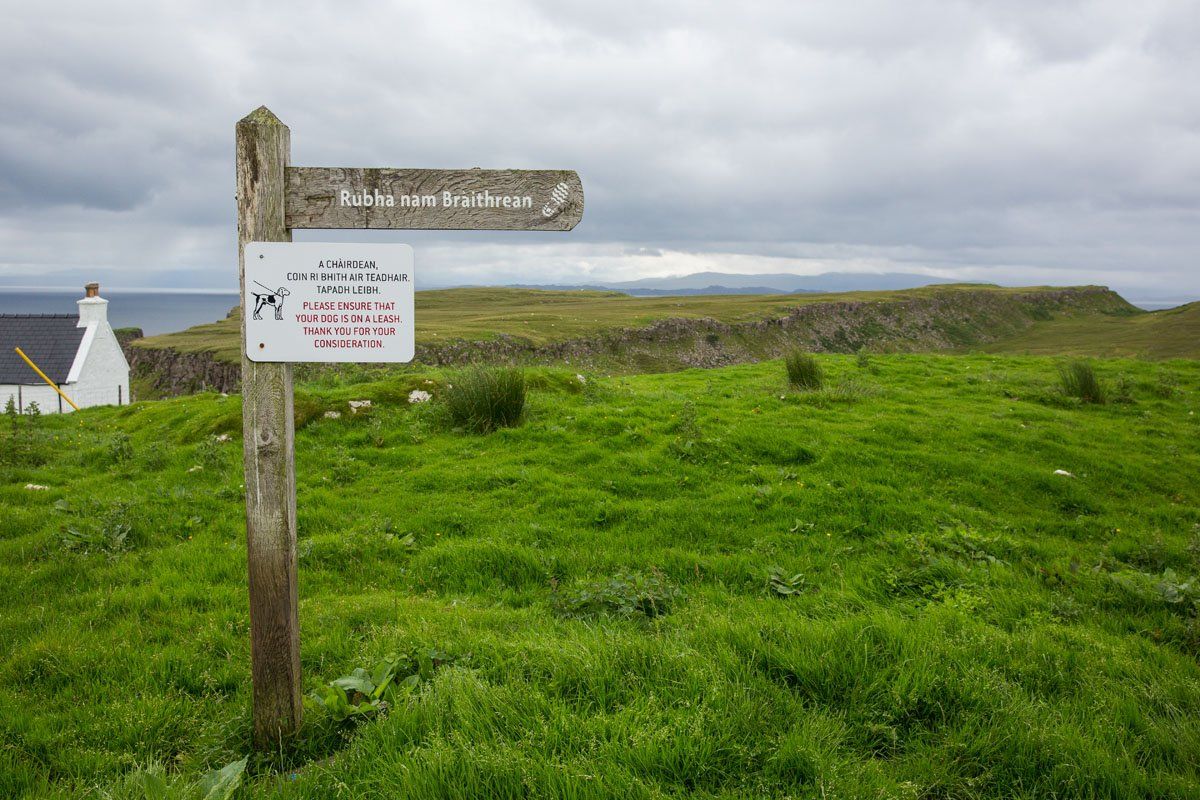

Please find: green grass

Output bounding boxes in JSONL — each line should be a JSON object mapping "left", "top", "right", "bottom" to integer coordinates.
{"left": 131, "top": 283, "right": 1136, "bottom": 365}
{"left": 982, "top": 301, "right": 1200, "bottom": 359}
{"left": 2, "top": 355, "right": 1200, "bottom": 798}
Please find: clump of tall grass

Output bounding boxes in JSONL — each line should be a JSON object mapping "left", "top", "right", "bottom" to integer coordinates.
{"left": 445, "top": 366, "right": 526, "bottom": 433}
{"left": 1058, "top": 360, "right": 1106, "bottom": 404}
{"left": 784, "top": 351, "right": 824, "bottom": 390}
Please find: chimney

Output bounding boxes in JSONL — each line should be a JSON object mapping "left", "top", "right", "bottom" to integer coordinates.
{"left": 77, "top": 281, "right": 109, "bottom": 326}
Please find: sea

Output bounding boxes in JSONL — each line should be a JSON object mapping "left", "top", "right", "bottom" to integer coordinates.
{"left": 0, "top": 290, "right": 240, "bottom": 336}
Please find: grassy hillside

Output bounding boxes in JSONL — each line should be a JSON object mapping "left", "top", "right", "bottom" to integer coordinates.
{"left": 982, "top": 301, "right": 1200, "bottom": 359}
{"left": 130, "top": 284, "right": 1135, "bottom": 365}
{"left": 2, "top": 354, "right": 1199, "bottom": 798}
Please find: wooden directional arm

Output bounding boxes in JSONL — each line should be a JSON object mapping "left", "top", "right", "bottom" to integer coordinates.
{"left": 285, "top": 167, "right": 584, "bottom": 231}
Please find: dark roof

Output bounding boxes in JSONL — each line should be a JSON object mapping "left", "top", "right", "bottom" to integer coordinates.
{"left": 0, "top": 314, "right": 86, "bottom": 384}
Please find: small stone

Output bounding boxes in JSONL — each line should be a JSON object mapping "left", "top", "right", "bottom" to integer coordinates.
{"left": 24, "top": 483, "right": 49, "bottom": 491}
{"left": 1053, "top": 469, "right": 1075, "bottom": 478}
{"left": 348, "top": 400, "right": 373, "bottom": 414}
{"left": 188, "top": 465, "right": 202, "bottom": 473}
{"left": 215, "top": 434, "right": 231, "bottom": 442}
{"left": 324, "top": 410, "right": 342, "bottom": 419}
{"left": 408, "top": 390, "right": 432, "bottom": 404}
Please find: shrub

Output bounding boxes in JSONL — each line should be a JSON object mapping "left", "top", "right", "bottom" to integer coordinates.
{"left": 1058, "top": 360, "right": 1106, "bottom": 404}
{"left": 785, "top": 351, "right": 824, "bottom": 390}
{"left": 445, "top": 366, "right": 526, "bottom": 433}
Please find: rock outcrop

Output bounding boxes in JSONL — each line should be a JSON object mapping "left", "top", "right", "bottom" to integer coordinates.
{"left": 124, "top": 286, "right": 1134, "bottom": 396}
{"left": 126, "top": 345, "right": 241, "bottom": 395}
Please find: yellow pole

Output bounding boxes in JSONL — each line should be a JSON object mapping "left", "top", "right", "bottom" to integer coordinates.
{"left": 13, "top": 347, "right": 80, "bottom": 412}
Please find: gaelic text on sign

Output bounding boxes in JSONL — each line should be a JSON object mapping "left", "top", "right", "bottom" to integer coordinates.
{"left": 244, "top": 242, "right": 415, "bottom": 363}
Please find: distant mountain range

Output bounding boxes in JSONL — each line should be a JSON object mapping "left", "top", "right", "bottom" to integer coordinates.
{"left": 499, "top": 271, "right": 968, "bottom": 296}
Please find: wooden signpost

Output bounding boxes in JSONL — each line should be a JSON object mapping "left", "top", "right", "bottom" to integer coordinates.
{"left": 235, "top": 106, "right": 582, "bottom": 748}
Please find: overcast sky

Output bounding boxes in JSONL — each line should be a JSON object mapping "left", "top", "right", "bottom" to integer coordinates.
{"left": 1, "top": 0, "right": 1197, "bottom": 301}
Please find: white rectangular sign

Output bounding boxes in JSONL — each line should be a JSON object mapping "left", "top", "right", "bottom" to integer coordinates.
{"left": 244, "top": 242, "right": 414, "bottom": 363}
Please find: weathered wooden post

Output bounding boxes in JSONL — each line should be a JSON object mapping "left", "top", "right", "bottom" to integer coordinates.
{"left": 235, "top": 106, "right": 302, "bottom": 748}
{"left": 233, "top": 102, "right": 582, "bottom": 749}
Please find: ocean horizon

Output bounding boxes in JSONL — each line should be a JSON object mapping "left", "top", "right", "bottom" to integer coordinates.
{"left": 0, "top": 289, "right": 239, "bottom": 336}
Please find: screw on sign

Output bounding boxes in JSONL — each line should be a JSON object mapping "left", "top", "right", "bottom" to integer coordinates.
{"left": 235, "top": 106, "right": 582, "bottom": 749}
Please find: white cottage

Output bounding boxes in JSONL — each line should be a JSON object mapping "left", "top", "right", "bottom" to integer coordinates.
{"left": 0, "top": 283, "right": 132, "bottom": 414}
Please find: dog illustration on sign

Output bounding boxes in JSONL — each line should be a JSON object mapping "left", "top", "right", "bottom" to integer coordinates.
{"left": 252, "top": 281, "right": 291, "bottom": 320}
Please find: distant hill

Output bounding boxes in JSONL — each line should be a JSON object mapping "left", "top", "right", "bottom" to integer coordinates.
{"left": 501, "top": 271, "right": 962, "bottom": 296}
{"left": 982, "top": 300, "right": 1200, "bottom": 360}
{"left": 506, "top": 283, "right": 806, "bottom": 296}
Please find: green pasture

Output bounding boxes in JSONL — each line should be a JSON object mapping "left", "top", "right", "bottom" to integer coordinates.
{"left": 2, "top": 354, "right": 1199, "bottom": 798}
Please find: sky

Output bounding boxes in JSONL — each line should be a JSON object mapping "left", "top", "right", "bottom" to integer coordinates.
{"left": 0, "top": 1, "right": 1197, "bottom": 303}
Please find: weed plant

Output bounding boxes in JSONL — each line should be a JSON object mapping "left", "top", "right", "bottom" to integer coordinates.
{"left": 553, "top": 571, "right": 681, "bottom": 619}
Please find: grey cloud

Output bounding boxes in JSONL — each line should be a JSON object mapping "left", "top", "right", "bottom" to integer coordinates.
{"left": 0, "top": 0, "right": 1197, "bottom": 301}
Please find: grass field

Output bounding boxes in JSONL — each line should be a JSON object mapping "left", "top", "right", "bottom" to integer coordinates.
{"left": 130, "top": 284, "right": 1143, "bottom": 365}
{"left": 2, "top": 354, "right": 1200, "bottom": 798}
{"left": 981, "top": 301, "right": 1200, "bottom": 360}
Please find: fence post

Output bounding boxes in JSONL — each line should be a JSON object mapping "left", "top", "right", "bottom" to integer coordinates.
{"left": 236, "top": 106, "right": 302, "bottom": 748}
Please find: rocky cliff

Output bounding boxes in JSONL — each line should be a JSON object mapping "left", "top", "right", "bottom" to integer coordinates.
{"left": 125, "top": 344, "right": 242, "bottom": 396}
{"left": 124, "top": 286, "right": 1135, "bottom": 396}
